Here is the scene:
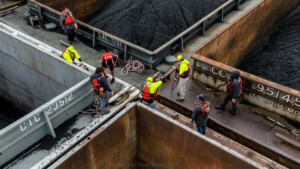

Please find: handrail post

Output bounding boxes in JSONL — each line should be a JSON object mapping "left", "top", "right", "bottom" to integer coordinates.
{"left": 201, "top": 22, "right": 206, "bottom": 36}
{"left": 124, "top": 44, "right": 128, "bottom": 60}
{"left": 219, "top": 8, "right": 224, "bottom": 23}
{"left": 180, "top": 37, "right": 184, "bottom": 52}
{"left": 92, "top": 30, "right": 96, "bottom": 47}
{"left": 235, "top": 0, "right": 240, "bottom": 10}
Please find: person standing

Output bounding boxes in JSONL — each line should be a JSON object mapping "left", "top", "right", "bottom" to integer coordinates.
{"left": 215, "top": 70, "right": 242, "bottom": 116}
{"left": 101, "top": 52, "right": 119, "bottom": 84}
{"left": 61, "top": 46, "right": 83, "bottom": 65}
{"left": 90, "top": 67, "right": 114, "bottom": 115}
{"left": 172, "top": 54, "right": 190, "bottom": 101}
{"left": 191, "top": 94, "right": 211, "bottom": 135}
{"left": 141, "top": 77, "right": 162, "bottom": 110}
{"left": 60, "top": 8, "right": 78, "bottom": 44}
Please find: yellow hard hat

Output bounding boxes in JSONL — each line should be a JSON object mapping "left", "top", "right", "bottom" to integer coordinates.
{"left": 176, "top": 55, "right": 183, "bottom": 61}
{"left": 67, "top": 46, "right": 75, "bottom": 53}
{"left": 146, "top": 77, "right": 153, "bottom": 85}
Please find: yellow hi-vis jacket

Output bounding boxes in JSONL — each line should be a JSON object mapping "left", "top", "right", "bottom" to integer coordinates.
{"left": 62, "top": 46, "right": 81, "bottom": 63}
{"left": 178, "top": 59, "right": 189, "bottom": 76}
{"left": 147, "top": 81, "right": 163, "bottom": 94}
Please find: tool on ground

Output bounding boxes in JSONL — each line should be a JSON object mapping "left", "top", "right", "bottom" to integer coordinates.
{"left": 275, "top": 132, "right": 300, "bottom": 149}
{"left": 252, "top": 111, "right": 299, "bottom": 137}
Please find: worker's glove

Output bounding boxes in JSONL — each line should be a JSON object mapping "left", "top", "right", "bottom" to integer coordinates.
{"left": 232, "top": 99, "right": 236, "bottom": 103}
{"left": 159, "top": 77, "right": 164, "bottom": 82}
{"left": 77, "top": 62, "right": 84, "bottom": 67}
{"left": 78, "top": 58, "right": 82, "bottom": 62}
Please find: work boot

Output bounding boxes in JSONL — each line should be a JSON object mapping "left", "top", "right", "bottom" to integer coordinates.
{"left": 176, "top": 98, "right": 184, "bottom": 102}
{"left": 215, "top": 105, "right": 225, "bottom": 110}
{"left": 101, "top": 109, "right": 110, "bottom": 115}
{"left": 228, "top": 109, "right": 236, "bottom": 116}
{"left": 111, "top": 78, "right": 115, "bottom": 84}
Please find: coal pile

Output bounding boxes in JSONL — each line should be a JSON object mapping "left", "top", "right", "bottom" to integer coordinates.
{"left": 88, "top": 0, "right": 227, "bottom": 50}
{"left": 239, "top": 6, "right": 300, "bottom": 91}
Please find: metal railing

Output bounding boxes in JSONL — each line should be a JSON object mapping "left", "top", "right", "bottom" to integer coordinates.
{"left": 27, "top": 0, "right": 246, "bottom": 68}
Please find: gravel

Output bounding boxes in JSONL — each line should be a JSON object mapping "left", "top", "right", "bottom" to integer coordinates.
{"left": 239, "top": 6, "right": 300, "bottom": 91}
{"left": 88, "top": 0, "right": 227, "bottom": 50}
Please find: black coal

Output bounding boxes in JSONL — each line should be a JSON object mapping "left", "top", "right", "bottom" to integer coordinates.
{"left": 239, "top": 6, "right": 300, "bottom": 90}
{"left": 88, "top": 0, "right": 227, "bottom": 50}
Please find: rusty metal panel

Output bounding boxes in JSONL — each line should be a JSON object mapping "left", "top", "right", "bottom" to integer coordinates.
{"left": 191, "top": 54, "right": 300, "bottom": 122}
{"left": 50, "top": 104, "right": 138, "bottom": 169}
{"left": 34, "top": 0, "right": 109, "bottom": 21}
{"left": 50, "top": 102, "right": 267, "bottom": 169}
{"left": 193, "top": 0, "right": 300, "bottom": 67}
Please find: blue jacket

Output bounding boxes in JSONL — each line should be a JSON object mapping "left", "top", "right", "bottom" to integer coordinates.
{"left": 90, "top": 73, "right": 112, "bottom": 95}
{"left": 228, "top": 70, "right": 241, "bottom": 100}
{"left": 191, "top": 101, "right": 211, "bottom": 125}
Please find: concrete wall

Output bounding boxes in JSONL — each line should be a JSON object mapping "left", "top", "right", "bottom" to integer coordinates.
{"left": 51, "top": 103, "right": 261, "bottom": 169}
{"left": 0, "top": 23, "right": 87, "bottom": 112}
{"left": 194, "top": 0, "right": 300, "bottom": 67}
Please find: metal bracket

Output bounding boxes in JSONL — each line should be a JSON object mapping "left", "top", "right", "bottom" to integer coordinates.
{"left": 124, "top": 44, "right": 128, "bottom": 60}
{"left": 219, "top": 8, "right": 224, "bottom": 23}
{"left": 43, "top": 111, "right": 56, "bottom": 138}
{"left": 180, "top": 37, "right": 184, "bottom": 52}
{"left": 92, "top": 30, "right": 96, "bottom": 47}
{"left": 235, "top": 0, "right": 240, "bottom": 10}
{"left": 201, "top": 22, "right": 206, "bottom": 36}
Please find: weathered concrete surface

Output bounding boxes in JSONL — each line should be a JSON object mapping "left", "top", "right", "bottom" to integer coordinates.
{"left": 50, "top": 103, "right": 266, "bottom": 169}
{"left": 0, "top": 22, "right": 87, "bottom": 112}
{"left": 157, "top": 74, "right": 300, "bottom": 169}
{"left": 35, "top": 0, "right": 109, "bottom": 21}
{"left": 194, "top": 0, "right": 300, "bottom": 67}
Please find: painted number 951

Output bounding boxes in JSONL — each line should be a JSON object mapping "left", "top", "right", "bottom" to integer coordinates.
{"left": 256, "top": 84, "right": 300, "bottom": 106}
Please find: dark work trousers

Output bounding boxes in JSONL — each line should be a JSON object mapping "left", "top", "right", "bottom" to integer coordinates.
{"left": 66, "top": 28, "right": 75, "bottom": 42}
{"left": 220, "top": 92, "right": 236, "bottom": 112}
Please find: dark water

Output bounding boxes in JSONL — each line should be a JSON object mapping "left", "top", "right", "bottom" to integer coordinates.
{"left": 88, "top": 0, "right": 227, "bottom": 50}
{"left": 0, "top": 97, "right": 25, "bottom": 129}
{"left": 239, "top": 6, "right": 300, "bottom": 91}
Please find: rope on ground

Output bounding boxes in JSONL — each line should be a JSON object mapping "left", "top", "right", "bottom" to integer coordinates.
{"left": 121, "top": 56, "right": 144, "bottom": 76}
{"left": 77, "top": 95, "right": 101, "bottom": 116}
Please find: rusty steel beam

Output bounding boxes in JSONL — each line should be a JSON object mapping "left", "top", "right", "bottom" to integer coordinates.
{"left": 191, "top": 54, "right": 300, "bottom": 123}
